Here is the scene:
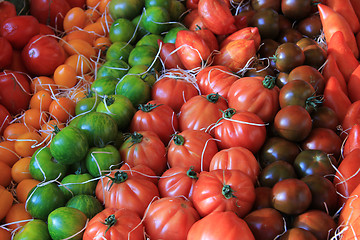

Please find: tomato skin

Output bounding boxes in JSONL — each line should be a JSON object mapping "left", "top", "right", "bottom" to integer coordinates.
{"left": 343, "top": 124, "right": 360, "bottom": 157}
{"left": 95, "top": 171, "right": 159, "bottom": 218}
{"left": 158, "top": 40, "right": 185, "bottom": 69}
{"left": 0, "top": 70, "right": 31, "bottom": 115}
{"left": 192, "top": 169, "right": 255, "bottom": 218}
{"left": 214, "top": 108, "right": 266, "bottom": 153}
{"left": 167, "top": 129, "right": 219, "bottom": 172}
{"left": 0, "top": 1, "right": 16, "bottom": 26}
{"left": 0, "top": 104, "right": 12, "bottom": 136}
{"left": 220, "top": 27, "right": 261, "bottom": 50}
{"left": 144, "top": 197, "right": 200, "bottom": 240}
{"left": 1, "top": 15, "right": 40, "bottom": 50}
{"left": 342, "top": 100, "right": 360, "bottom": 133}
{"left": 65, "top": 195, "right": 104, "bottom": 219}
{"left": 227, "top": 76, "right": 280, "bottom": 123}
{"left": 83, "top": 208, "right": 144, "bottom": 240}
{"left": 187, "top": 209, "right": 255, "bottom": 240}
{"left": 130, "top": 100, "right": 179, "bottom": 144}
{"left": 59, "top": 173, "right": 97, "bottom": 200}
{"left": 13, "top": 219, "right": 51, "bottom": 240}
{"left": 22, "top": 35, "right": 66, "bottom": 76}
{"left": 0, "top": 37, "right": 13, "bottom": 69}
{"left": 85, "top": 145, "right": 121, "bottom": 178}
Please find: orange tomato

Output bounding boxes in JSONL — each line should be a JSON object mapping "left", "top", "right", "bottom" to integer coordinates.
{"left": 40, "top": 119, "right": 65, "bottom": 142}
{"left": 63, "top": 7, "right": 87, "bottom": 33}
{"left": 69, "top": 86, "right": 88, "bottom": 102}
{"left": 5, "top": 203, "right": 33, "bottom": 231}
{"left": 0, "top": 227, "right": 11, "bottom": 240}
{"left": 62, "top": 30, "right": 96, "bottom": 45}
{"left": 3, "top": 123, "right": 35, "bottom": 141}
{"left": 85, "top": 8, "right": 101, "bottom": 23}
{"left": 0, "top": 186, "right": 13, "bottom": 220}
{"left": 15, "top": 179, "right": 40, "bottom": 203}
{"left": 98, "top": 0, "right": 111, "bottom": 14}
{"left": 83, "top": 21, "right": 107, "bottom": 38}
{"left": 21, "top": 109, "right": 49, "bottom": 130}
{"left": 29, "top": 90, "right": 53, "bottom": 112}
{"left": 11, "top": 157, "right": 32, "bottom": 183}
{"left": 86, "top": 0, "right": 101, "bottom": 10}
{"left": 30, "top": 76, "right": 58, "bottom": 94}
{"left": 64, "top": 54, "right": 93, "bottom": 75}
{"left": 93, "top": 36, "right": 111, "bottom": 56}
{"left": 14, "top": 132, "right": 45, "bottom": 158}
{"left": 53, "top": 64, "right": 78, "bottom": 88}
{"left": 63, "top": 38, "right": 97, "bottom": 59}
{"left": 48, "top": 97, "right": 76, "bottom": 123}
{"left": 0, "top": 161, "right": 12, "bottom": 187}
{"left": 0, "top": 141, "right": 20, "bottom": 167}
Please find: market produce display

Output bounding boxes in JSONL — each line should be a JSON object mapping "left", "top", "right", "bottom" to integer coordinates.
{"left": 0, "top": 0, "right": 360, "bottom": 239}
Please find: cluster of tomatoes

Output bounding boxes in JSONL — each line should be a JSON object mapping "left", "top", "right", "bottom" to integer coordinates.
{"left": 1, "top": 0, "right": 360, "bottom": 239}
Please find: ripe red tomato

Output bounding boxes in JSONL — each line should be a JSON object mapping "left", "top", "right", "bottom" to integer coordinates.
{"left": 192, "top": 169, "right": 255, "bottom": 218}
{"left": 0, "top": 104, "right": 12, "bottom": 136}
{"left": 0, "top": 37, "right": 13, "bottom": 70}
{"left": 0, "top": 70, "right": 31, "bottom": 115}
{"left": 0, "top": 1, "right": 16, "bottom": 26}
{"left": 158, "top": 40, "right": 185, "bottom": 69}
{"left": 22, "top": 35, "right": 66, "bottom": 76}
{"left": 0, "top": 15, "right": 40, "bottom": 49}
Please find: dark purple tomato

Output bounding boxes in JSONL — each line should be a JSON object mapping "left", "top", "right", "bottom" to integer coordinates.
{"left": 277, "top": 28, "right": 303, "bottom": 43}
{"left": 302, "top": 44, "right": 327, "bottom": 70}
{"left": 274, "top": 105, "right": 312, "bottom": 142}
{"left": 278, "top": 14, "right": 292, "bottom": 32}
{"left": 287, "top": 64, "right": 325, "bottom": 94}
{"left": 279, "top": 79, "right": 316, "bottom": 111}
{"left": 301, "top": 175, "right": 338, "bottom": 214}
{"left": 251, "top": 0, "right": 281, "bottom": 12}
{"left": 281, "top": 0, "right": 312, "bottom": 21}
{"left": 250, "top": 8, "right": 280, "bottom": 40}
{"left": 244, "top": 208, "right": 285, "bottom": 240}
{"left": 279, "top": 228, "right": 317, "bottom": 240}
{"left": 310, "top": 106, "right": 339, "bottom": 131}
{"left": 272, "top": 178, "right": 312, "bottom": 215}
{"left": 259, "top": 160, "right": 297, "bottom": 188}
{"left": 244, "top": 62, "right": 275, "bottom": 78}
{"left": 296, "top": 38, "right": 318, "bottom": 50}
{"left": 296, "top": 14, "right": 322, "bottom": 38}
{"left": 253, "top": 187, "right": 273, "bottom": 210}
{"left": 276, "top": 72, "right": 289, "bottom": 88}
{"left": 292, "top": 210, "right": 336, "bottom": 240}
{"left": 272, "top": 42, "right": 305, "bottom": 73}
{"left": 258, "top": 136, "right": 300, "bottom": 168}
{"left": 258, "top": 38, "right": 280, "bottom": 69}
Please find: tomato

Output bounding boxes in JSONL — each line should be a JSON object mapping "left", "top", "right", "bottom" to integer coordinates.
{"left": 29, "top": 147, "right": 68, "bottom": 182}
{"left": 66, "top": 194, "right": 104, "bottom": 219}
{"left": 0, "top": 37, "right": 13, "bottom": 70}
{"left": 0, "top": 104, "right": 12, "bottom": 136}
{"left": 11, "top": 157, "right": 32, "bottom": 183}
{"left": 115, "top": 74, "right": 151, "bottom": 107}
{"left": 144, "top": 197, "right": 200, "bottom": 240}
{"left": 195, "top": 65, "right": 239, "bottom": 97}
{"left": 91, "top": 76, "right": 118, "bottom": 98}
{"left": 287, "top": 65, "right": 326, "bottom": 95}
{"left": 163, "top": 26, "right": 187, "bottom": 44}
{"left": 0, "top": 186, "right": 13, "bottom": 221}
{"left": 97, "top": 59, "right": 130, "bottom": 79}
{"left": 95, "top": 170, "right": 159, "bottom": 217}
{"left": 187, "top": 210, "right": 255, "bottom": 240}
{"left": 5, "top": 203, "right": 33, "bottom": 232}
{"left": 342, "top": 100, "right": 360, "bottom": 133}
{"left": 209, "top": 147, "right": 260, "bottom": 184}
{"left": 14, "top": 131, "right": 45, "bottom": 158}
{"left": 192, "top": 169, "right": 255, "bottom": 217}
{"left": 0, "top": 1, "right": 16, "bottom": 26}
{"left": 75, "top": 112, "right": 119, "bottom": 147}
{"left": 48, "top": 206, "right": 87, "bottom": 240}
{"left": 130, "top": 100, "right": 179, "bottom": 144}
{"left": 109, "top": 18, "right": 137, "bottom": 44}
{"left": 119, "top": 164, "right": 158, "bottom": 185}
{"left": 0, "top": 70, "right": 31, "bottom": 115}
{"left": 167, "top": 129, "right": 218, "bottom": 172}
{"left": 26, "top": 182, "right": 66, "bottom": 221}
{"left": 158, "top": 40, "right": 185, "bottom": 69}
{"left": 175, "top": 30, "right": 211, "bottom": 70}
{"left": 75, "top": 96, "right": 100, "bottom": 115}
{"left": 136, "top": 34, "right": 163, "bottom": 50}
{"left": 106, "top": 41, "right": 133, "bottom": 62}
{"left": 30, "top": 0, "right": 71, "bottom": 32}
{"left": 128, "top": 45, "right": 161, "bottom": 70}
{"left": 109, "top": 0, "right": 144, "bottom": 20}
{"left": 343, "top": 124, "right": 360, "bottom": 157}
{"left": 120, "top": 131, "right": 167, "bottom": 175}
{"left": 127, "top": 64, "right": 158, "bottom": 86}
{"left": 1, "top": 15, "right": 40, "bottom": 50}
{"left": 85, "top": 145, "right": 121, "bottom": 177}
{"left": 158, "top": 167, "right": 198, "bottom": 200}
{"left": 151, "top": 70, "right": 199, "bottom": 113}
{"left": 83, "top": 208, "right": 144, "bottom": 240}
{"left": 214, "top": 108, "right": 266, "bottom": 153}
{"left": 13, "top": 219, "right": 51, "bottom": 240}
{"left": 22, "top": 35, "right": 66, "bottom": 76}
{"left": 220, "top": 27, "right": 261, "bottom": 49}
{"left": 59, "top": 173, "right": 97, "bottom": 200}
{"left": 141, "top": 6, "right": 170, "bottom": 35}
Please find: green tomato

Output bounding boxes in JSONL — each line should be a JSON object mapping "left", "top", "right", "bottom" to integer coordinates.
{"left": 85, "top": 144, "right": 121, "bottom": 177}
{"left": 75, "top": 96, "right": 100, "bottom": 116}
{"left": 163, "top": 26, "right": 186, "bottom": 43}
{"left": 14, "top": 219, "right": 51, "bottom": 240}
{"left": 97, "top": 59, "right": 129, "bottom": 79}
{"left": 75, "top": 112, "right": 119, "bottom": 147}
{"left": 26, "top": 183, "right": 66, "bottom": 221}
{"left": 109, "top": 18, "right": 137, "bottom": 44}
{"left": 90, "top": 76, "right": 119, "bottom": 97}
{"left": 132, "top": 14, "right": 150, "bottom": 40}
{"left": 47, "top": 207, "right": 87, "bottom": 240}
{"left": 128, "top": 64, "right": 158, "bottom": 86}
{"left": 109, "top": 0, "right": 145, "bottom": 20}
{"left": 128, "top": 45, "right": 161, "bottom": 70}
{"left": 115, "top": 74, "right": 151, "bottom": 107}
{"left": 141, "top": 6, "right": 171, "bottom": 34}
{"left": 136, "top": 33, "right": 163, "bottom": 50}
{"left": 145, "top": 0, "right": 171, "bottom": 11}
{"left": 66, "top": 195, "right": 104, "bottom": 219}
{"left": 29, "top": 147, "right": 68, "bottom": 182}
{"left": 106, "top": 41, "right": 134, "bottom": 62}
{"left": 50, "top": 126, "right": 89, "bottom": 165}
{"left": 59, "top": 173, "right": 97, "bottom": 200}
{"left": 169, "top": 0, "right": 186, "bottom": 21}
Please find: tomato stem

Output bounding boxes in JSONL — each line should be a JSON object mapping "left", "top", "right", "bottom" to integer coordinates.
{"left": 129, "top": 132, "right": 143, "bottom": 144}
{"left": 206, "top": 93, "right": 220, "bottom": 103}
{"left": 223, "top": 108, "right": 236, "bottom": 119}
{"left": 306, "top": 94, "right": 324, "bottom": 112}
{"left": 105, "top": 96, "right": 115, "bottom": 106}
{"left": 107, "top": 171, "right": 128, "bottom": 190}
{"left": 101, "top": 214, "right": 117, "bottom": 235}
{"left": 187, "top": 167, "right": 198, "bottom": 179}
{"left": 222, "top": 184, "right": 235, "bottom": 199}
{"left": 138, "top": 103, "right": 162, "bottom": 112}
{"left": 172, "top": 134, "right": 185, "bottom": 146}
{"left": 262, "top": 75, "right": 276, "bottom": 89}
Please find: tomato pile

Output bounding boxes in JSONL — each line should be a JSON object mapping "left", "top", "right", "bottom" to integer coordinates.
{"left": 0, "top": 0, "right": 360, "bottom": 239}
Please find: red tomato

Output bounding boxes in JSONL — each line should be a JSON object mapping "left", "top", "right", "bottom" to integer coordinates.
{"left": 158, "top": 167, "right": 198, "bottom": 200}
{"left": 30, "top": 0, "right": 71, "bottom": 32}
{"left": 192, "top": 169, "right": 255, "bottom": 218}
{"left": 65, "top": 0, "right": 86, "bottom": 8}
{"left": 188, "top": 211, "right": 255, "bottom": 240}
{"left": 220, "top": 27, "right": 261, "bottom": 50}
{"left": 95, "top": 170, "right": 159, "bottom": 218}
{"left": 214, "top": 108, "right": 266, "bottom": 153}
{"left": 119, "top": 164, "right": 158, "bottom": 185}
{"left": 158, "top": 40, "right": 185, "bottom": 69}
{"left": 175, "top": 30, "right": 211, "bottom": 70}
{"left": 151, "top": 70, "right": 199, "bottom": 113}
{"left": 343, "top": 124, "right": 360, "bottom": 157}
{"left": 186, "top": 0, "right": 199, "bottom": 9}
{"left": 167, "top": 129, "right": 219, "bottom": 172}
{"left": 227, "top": 76, "right": 280, "bottom": 123}
{"left": 0, "top": 15, "right": 40, "bottom": 49}
{"left": 0, "top": 104, "right": 12, "bottom": 136}
{"left": 194, "top": 28, "right": 219, "bottom": 53}
{"left": 178, "top": 93, "right": 228, "bottom": 134}
{"left": 144, "top": 197, "right": 200, "bottom": 240}
{"left": 0, "top": 1, "right": 16, "bottom": 26}
{"left": 83, "top": 208, "right": 144, "bottom": 240}
{"left": 0, "top": 70, "right": 31, "bottom": 115}
{"left": 209, "top": 146, "right": 260, "bottom": 184}
{"left": 0, "top": 37, "right": 13, "bottom": 70}
{"left": 197, "top": 0, "right": 236, "bottom": 35}
{"left": 195, "top": 65, "right": 239, "bottom": 97}
{"left": 130, "top": 100, "right": 179, "bottom": 145}
{"left": 22, "top": 35, "right": 66, "bottom": 76}
{"left": 119, "top": 131, "right": 167, "bottom": 176}
{"left": 343, "top": 100, "right": 360, "bottom": 134}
